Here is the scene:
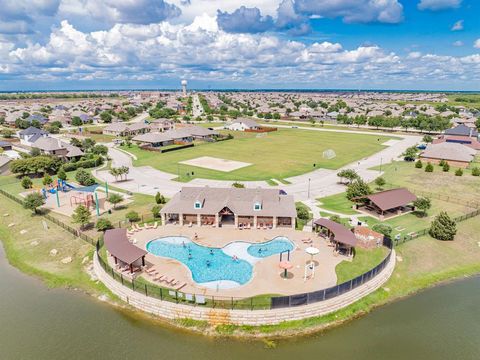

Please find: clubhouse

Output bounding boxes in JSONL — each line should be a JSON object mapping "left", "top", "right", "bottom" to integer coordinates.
{"left": 160, "top": 186, "right": 297, "bottom": 229}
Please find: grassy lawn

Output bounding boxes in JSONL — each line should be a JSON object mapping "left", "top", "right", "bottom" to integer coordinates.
{"left": 121, "top": 128, "right": 393, "bottom": 181}
{"left": 295, "top": 202, "right": 312, "bottom": 230}
{"left": 335, "top": 247, "right": 389, "bottom": 284}
{"left": 0, "top": 194, "right": 105, "bottom": 293}
{"left": 317, "top": 192, "right": 359, "bottom": 215}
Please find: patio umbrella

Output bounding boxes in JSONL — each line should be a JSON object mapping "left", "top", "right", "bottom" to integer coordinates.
{"left": 279, "top": 260, "right": 293, "bottom": 278}
{"left": 305, "top": 246, "right": 320, "bottom": 264}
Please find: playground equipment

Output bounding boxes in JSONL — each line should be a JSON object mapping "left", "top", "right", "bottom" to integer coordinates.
{"left": 70, "top": 193, "right": 95, "bottom": 208}
{"left": 279, "top": 250, "right": 292, "bottom": 278}
{"left": 304, "top": 247, "right": 320, "bottom": 281}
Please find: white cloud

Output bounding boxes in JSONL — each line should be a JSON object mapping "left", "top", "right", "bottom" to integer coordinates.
{"left": 452, "top": 40, "right": 463, "bottom": 47}
{"left": 475, "top": 39, "right": 480, "bottom": 49}
{"left": 418, "top": 0, "right": 462, "bottom": 11}
{"left": 451, "top": 20, "right": 463, "bottom": 31}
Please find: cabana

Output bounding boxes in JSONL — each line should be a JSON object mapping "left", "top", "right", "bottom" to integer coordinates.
{"left": 313, "top": 218, "right": 357, "bottom": 256}
{"left": 104, "top": 229, "right": 147, "bottom": 274}
{"left": 352, "top": 188, "right": 417, "bottom": 220}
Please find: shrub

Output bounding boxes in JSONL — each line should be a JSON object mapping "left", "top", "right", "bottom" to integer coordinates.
{"left": 96, "top": 218, "right": 113, "bottom": 232}
{"left": 329, "top": 215, "right": 342, "bottom": 224}
{"left": 75, "top": 168, "right": 96, "bottom": 186}
{"left": 425, "top": 163, "right": 434, "bottom": 172}
{"left": 155, "top": 192, "right": 167, "bottom": 204}
{"left": 296, "top": 203, "right": 310, "bottom": 221}
{"left": 415, "top": 160, "right": 423, "bottom": 168}
{"left": 107, "top": 193, "right": 123, "bottom": 209}
{"left": 472, "top": 167, "right": 480, "bottom": 176}
{"left": 23, "top": 192, "right": 45, "bottom": 213}
{"left": 374, "top": 177, "right": 386, "bottom": 190}
{"left": 126, "top": 210, "right": 140, "bottom": 223}
{"left": 442, "top": 162, "right": 450, "bottom": 172}
{"left": 232, "top": 182, "right": 245, "bottom": 188}
{"left": 413, "top": 197, "right": 431, "bottom": 217}
{"left": 438, "top": 159, "right": 446, "bottom": 167}
{"left": 429, "top": 211, "right": 456, "bottom": 241}
{"left": 57, "top": 167, "right": 67, "bottom": 181}
{"left": 21, "top": 176, "right": 33, "bottom": 189}
{"left": 152, "top": 205, "right": 161, "bottom": 218}
{"left": 372, "top": 223, "right": 392, "bottom": 236}
{"left": 42, "top": 174, "right": 53, "bottom": 186}
{"left": 62, "top": 156, "right": 103, "bottom": 172}
{"left": 346, "top": 178, "right": 372, "bottom": 201}
{"left": 72, "top": 205, "right": 91, "bottom": 229}
{"left": 455, "top": 168, "right": 463, "bottom": 176}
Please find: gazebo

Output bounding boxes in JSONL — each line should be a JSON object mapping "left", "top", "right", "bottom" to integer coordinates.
{"left": 352, "top": 188, "right": 417, "bottom": 220}
{"left": 313, "top": 218, "right": 357, "bottom": 256}
{"left": 104, "top": 228, "right": 147, "bottom": 274}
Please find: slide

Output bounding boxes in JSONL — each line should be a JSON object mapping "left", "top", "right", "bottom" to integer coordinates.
{"left": 64, "top": 182, "right": 76, "bottom": 190}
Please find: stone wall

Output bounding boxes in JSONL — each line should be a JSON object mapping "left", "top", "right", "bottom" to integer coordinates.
{"left": 94, "top": 250, "right": 396, "bottom": 326}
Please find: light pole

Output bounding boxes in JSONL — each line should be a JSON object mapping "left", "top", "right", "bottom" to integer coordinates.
{"left": 380, "top": 157, "right": 383, "bottom": 173}
{"left": 307, "top": 178, "right": 311, "bottom": 199}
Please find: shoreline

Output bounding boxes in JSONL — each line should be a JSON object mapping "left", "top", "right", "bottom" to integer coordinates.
{"left": 1, "top": 226, "right": 478, "bottom": 340}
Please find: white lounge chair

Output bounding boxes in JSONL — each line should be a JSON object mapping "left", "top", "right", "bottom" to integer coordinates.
{"left": 153, "top": 221, "right": 158, "bottom": 229}
{"left": 195, "top": 295, "right": 206, "bottom": 304}
{"left": 185, "top": 293, "right": 194, "bottom": 302}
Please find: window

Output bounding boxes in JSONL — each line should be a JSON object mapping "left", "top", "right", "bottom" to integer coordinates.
{"left": 194, "top": 201, "right": 202, "bottom": 209}
{"left": 254, "top": 202, "right": 262, "bottom": 211}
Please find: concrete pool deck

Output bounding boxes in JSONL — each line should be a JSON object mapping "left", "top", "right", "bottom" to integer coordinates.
{"left": 122, "top": 225, "right": 347, "bottom": 298}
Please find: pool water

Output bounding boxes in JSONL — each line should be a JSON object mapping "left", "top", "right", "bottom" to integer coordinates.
{"left": 146, "top": 236, "right": 295, "bottom": 287}
{"left": 247, "top": 237, "right": 294, "bottom": 258}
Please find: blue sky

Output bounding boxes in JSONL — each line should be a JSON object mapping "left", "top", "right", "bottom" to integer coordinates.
{"left": 0, "top": 0, "right": 479, "bottom": 91}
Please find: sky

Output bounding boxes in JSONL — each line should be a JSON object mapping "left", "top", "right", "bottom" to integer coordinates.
{"left": 0, "top": 0, "right": 479, "bottom": 91}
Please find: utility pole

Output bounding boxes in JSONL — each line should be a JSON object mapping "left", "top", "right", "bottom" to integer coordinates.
{"left": 307, "top": 178, "right": 311, "bottom": 199}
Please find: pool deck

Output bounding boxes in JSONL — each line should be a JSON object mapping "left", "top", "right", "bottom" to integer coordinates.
{"left": 121, "top": 225, "right": 347, "bottom": 298}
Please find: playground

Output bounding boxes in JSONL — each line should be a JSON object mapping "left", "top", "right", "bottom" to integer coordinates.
{"left": 22, "top": 180, "right": 128, "bottom": 218}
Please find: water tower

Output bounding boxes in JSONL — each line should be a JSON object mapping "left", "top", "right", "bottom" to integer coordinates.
{"left": 181, "top": 79, "right": 187, "bottom": 96}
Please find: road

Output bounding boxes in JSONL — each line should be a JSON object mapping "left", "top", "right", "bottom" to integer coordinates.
{"left": 191, "top": 94, "right": 204, "bottom": 118}
{"left": 95, "top": 129, "right": 421, "bottom": 203}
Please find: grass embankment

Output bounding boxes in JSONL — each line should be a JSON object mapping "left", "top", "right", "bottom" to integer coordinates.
{"left": 0, "top": 195, "right": 106, "bottom": 293}
{"left": 335, "top": 247, "right": 389, "bottom": 284}
{"left": 121, "top": 128, "right": 393, "bottom": 181}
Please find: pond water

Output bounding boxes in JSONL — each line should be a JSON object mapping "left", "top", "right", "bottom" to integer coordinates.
{"left": 0, "top": 244, "right": 479, "bottom": 360}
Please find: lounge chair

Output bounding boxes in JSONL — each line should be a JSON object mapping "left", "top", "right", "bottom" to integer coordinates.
{"left": 185, "top": 293, "right": 194, "bottom": 302}
{"left": 175, "top": 282, "right": 187, "bottom": 290}
{"left": 188, "top": 222, "right": 193, "bottom": 228}
{"left": 144, "top": 223, "right": 151, "bottom": 229}
{"left": 153, "top": 221, "right": 158, "bottom": 229}
{"left": 168, "top": 290, "right": 176, "bottom": 297}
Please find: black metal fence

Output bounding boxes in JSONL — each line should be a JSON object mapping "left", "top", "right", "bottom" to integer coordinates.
{"left": 270, "top": 237, "right": 393, "bottom": 309}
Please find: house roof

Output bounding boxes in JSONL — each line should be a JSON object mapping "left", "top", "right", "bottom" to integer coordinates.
{"left": 358, "top": 188, "right": 417, "bottom": 211}
{"left": 313, "top": 218, "right": 358, "bottom": 247}
{"left": 445, "top": 124, "right": 478, "bottom": 137}
{"left": 32, "top": 137, "right": 64, "bottom": 151}
{"left": 18, "top": 126, "right": 48, "bottom": 136}
{"left": 421, "top": 142, "right": 476, "bottom": 163}
{"left": 231, "top": 118, "right": 259, "bottom": 128}
{"left": 161, "top": 186, "right": 297, "bottom": 218}
{"left": 104, "top": 228, "right": 147, "bottom": 265}
{"left": 133, "top": 132, "right": 173, "bottom": 143}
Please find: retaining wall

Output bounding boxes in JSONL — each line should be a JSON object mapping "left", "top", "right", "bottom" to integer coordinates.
{"left": 94, "top": 250, "right": 396, "bottom": 326}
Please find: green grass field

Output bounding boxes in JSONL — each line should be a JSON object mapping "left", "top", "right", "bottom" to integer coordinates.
{"left": 122, "top": 128, "right": 393, "bottom": 181}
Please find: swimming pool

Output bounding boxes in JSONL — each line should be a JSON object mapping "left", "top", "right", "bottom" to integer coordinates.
{"left": 146, "top": 236, "right": 295, "bottom": 287}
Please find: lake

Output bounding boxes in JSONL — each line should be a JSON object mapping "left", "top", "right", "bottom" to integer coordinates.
{"left": 0, "top": 245, "right": 478, "bottom": 360}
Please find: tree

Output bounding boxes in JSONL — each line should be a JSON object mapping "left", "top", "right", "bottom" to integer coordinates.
{"left": 96, "top": 218, "right": 113, "bottom": 232}
{"left": 100, "top": 111, "right": 112, "bottom": 123}
{"left": 152, "top": 205, "right": 161, "bottom": 218}
{"left": 403, "top": 146, "right": 418, "bottom": 161}
{"left": 23, "top": 193, "right": 45, "bottom": 213}
{"left": 429, "top": 211, "right": 456, "bottom": 241}
{"left": 107, "top": 193, "right": 123, "bottom": 209}
{"left": 42, "top": 174, "right": 53, "bottom": 186}
{"left": 71, "top": 116, "right": 83, "bottom": 126}
{"left": 413, "top": 197, "right": 431, "bottom": 217}
{"left": 472, "top": 167, "right": 480, "bottom": 176}
{"left": 475, "top": 118, "right": 480, "bottom": 130}
{"left": 21, "top": 176, "right": 33, "bottom": 189}
{"left": 442, "top": 162, "right": 450, "bottom": 172}
{"left": 91, "top": 144, "right": 108, "bottom": 156}
{"left": 72, "top": 205, "right": 91, "bottom": 229}
{"left": 295, "top": 203, "right": 310, "bottom": 221}
{"left": 455, "top": 168, "right": 463, "bottom": 176}
{"left": 30, "top": 147, "right": 41, "bottom": 157}
{"left": 422, "top": 135, "right": 433, "bottom": 143}
{"left": 415, "top": 160, "right": 423, "bottom": 168}
{"left": 57, "top": 167, "right": 67, "bottom": 181}
{"left": 125, "top": 210, "right": 140, "bottom": 223}
{"left": 425, "top": 163, "right": 434, "bottom": 172}
{"left": 155, "top": 192, "right": 166, "bottom": 204}
{"left": 75, "top": 168, "right": 96, "bottom": 186}
{"left": 346, "top": 178, "right": 372, "bottom": 202}
{"left": 337, "top": 169, "right": 359, "bottom": 184}
{"left": 374, "top": 177, "right": 386, "bottom": 190}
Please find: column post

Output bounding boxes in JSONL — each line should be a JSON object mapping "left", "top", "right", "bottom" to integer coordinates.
{"left": 179, "top": 213, "right": 184, "bottom": 226}
{"left": 197, "top": 214, "right": 201, "bottom": 227}
{"left": 253, "top": 216, "right": 257, "bottom": 229}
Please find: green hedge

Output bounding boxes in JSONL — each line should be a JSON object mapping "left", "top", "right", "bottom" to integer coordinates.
{"left": 63, "top": 156, "right": 103, "bottom": 172}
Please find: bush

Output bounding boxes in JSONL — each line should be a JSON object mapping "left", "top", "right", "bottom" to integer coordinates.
{"left": 107, "top": 193, "right": 123, "bottom": 209}
{"left": 21, "top": 176, "right": 33, "bottom": 189}
{"left": 155, "top": 192, "right": 167, "bottom": 204}
{"left": 96, "top": 218, "right": 113, "bottom": 232}
{"left": 329, "top": 215, "right": 342, "bottom": 224}
{"left": 72, "top": 205, "right": 91, "bottom": 229}
{"left": 346, "top": 178, "right": 372, "bottom": 201}
{"left": 374, "top": 177, "right": 386, "bottom": 189}
{"left": 62, "top": 156, "right": 103, "bottom": 172}
{"left": 372, "top": 223, "right": 392, "bottom": 236}
{"left": 232, "top": 182, "right": 245, "bottom": 188}
{"left": 442, "top": 162, "right": 450, "bottom": 172}
{"left": 425, "top": 163, "right": 434, "bottom": 172}
{"left": 438, "top": 159, "right": 446, "bottom": 167}
{"left": 126, "top": 211, "right": 140, "bottom": 223}
{"left": 152, "top": 205, "right": 161, "bottom": 218}
{"left": 57, "top": 167, "right": 67, "bottom": 181}
{"left": 75, "top": 168, "right": 96, "bottom": 186}
{"left": 413, "top": 197, "right": 431, "bottom": 217}
{"left": 42, "top": 174, "right": 53, "bottom": 186}
{"left": 455, "top": 168, "right": 463, "bottom": 176}
{"left": 296, "top": 203, "right": 310, "bottom": 221}
{"left": 429, "top": 211, "right": 456, "bottom": 241}
{"left": 23, "top": 192, "right": 45, "bottom": 213}
{"left": 472, "top": 167, "right": 480, "bottom": 176}
{"left": 415, "top": 160, "right": 423, "bottom": 168}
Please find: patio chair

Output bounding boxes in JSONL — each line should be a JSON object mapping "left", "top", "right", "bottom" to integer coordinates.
{"left": 195, "top": 295, "right": 206, "bottom": 305}
{"left": 168, "top": 290, "right": 176, "bottom": 297}
{"left": 153, "top": 221, "right": 158, "bottom": 229}
{"left": 188, "top": 222, "right": 193, "bottom": 227}
{"left": 185, "top": 293, "right": 194, "bottom": 302}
